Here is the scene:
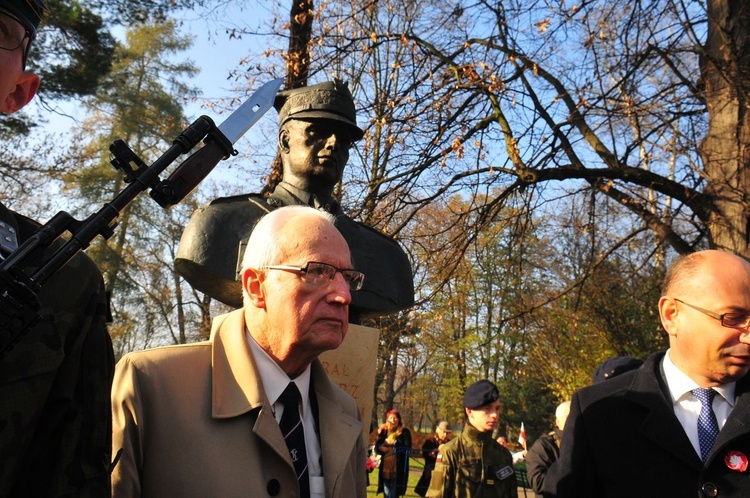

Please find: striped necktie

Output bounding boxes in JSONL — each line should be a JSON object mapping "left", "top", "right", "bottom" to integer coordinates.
{"left": 279, "top": 383, "right": 310, "bottom": 497}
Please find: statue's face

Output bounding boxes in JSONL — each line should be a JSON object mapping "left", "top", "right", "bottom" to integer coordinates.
{"left": 280, "top": 119, "right": 353, "bottom": 193}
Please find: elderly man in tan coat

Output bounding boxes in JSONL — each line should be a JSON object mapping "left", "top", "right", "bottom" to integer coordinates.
{"left": 111, "top": 205, "right": 367, "bottom": 497}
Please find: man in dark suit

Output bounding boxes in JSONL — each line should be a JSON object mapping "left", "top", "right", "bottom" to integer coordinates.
{"left": 544, "top": 249, "right": 750, "bottom": 498}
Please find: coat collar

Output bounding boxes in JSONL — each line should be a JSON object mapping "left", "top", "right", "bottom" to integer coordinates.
{"left": 625, "top": 351, "right": 750, "bottom": 469}
{"left": 210, "top": 309, "right": 264, "bottom": 418}
{"left": 208, "top": 309, "right": 363, "bottom": 491}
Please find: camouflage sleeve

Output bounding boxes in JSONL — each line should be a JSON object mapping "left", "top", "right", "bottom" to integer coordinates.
{"left": 0, "top": 229, "right": 114, "bottom": 498}
{"left": 426, "top": 448, "right": 455, "bottom": 498}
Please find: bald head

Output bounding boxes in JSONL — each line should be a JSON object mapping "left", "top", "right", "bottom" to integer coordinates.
{"left": 659, "top": 250, "right": 750, "bottom": 386}
{"left": 555, "top": 401, "right": 571, "bottom": 430}
{"left": 662, "top": 250, "right": 750, "bottom": 299}
{"left": 240, "top": 205, "right": 337, "bottom": 272}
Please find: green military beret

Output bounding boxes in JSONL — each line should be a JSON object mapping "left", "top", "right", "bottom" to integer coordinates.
{"left": 463, "top": 380, "right": 500, "bottom": 409}
{"left": 274, "top": 79, "right": 365, "bottom": 141}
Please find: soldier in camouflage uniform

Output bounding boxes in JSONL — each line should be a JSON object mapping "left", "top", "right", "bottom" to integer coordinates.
{"left": 427, "top": 380, "right": 518, "bottom": 498}
{"left": 0, "top": 1, "right": 114, "bottom": 496}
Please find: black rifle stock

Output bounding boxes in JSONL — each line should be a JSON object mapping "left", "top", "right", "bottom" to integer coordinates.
{"left": 0, "top": 115, "right": 233, "bottom": 354}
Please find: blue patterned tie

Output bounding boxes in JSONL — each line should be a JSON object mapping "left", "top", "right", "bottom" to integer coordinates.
{"left": 279, "top": 383, "right": 310, "bottom": 498}
{"left": 692, "top": 388, "right": 719, "bottom": 462}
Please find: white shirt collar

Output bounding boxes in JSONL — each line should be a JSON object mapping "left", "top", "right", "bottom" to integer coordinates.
{"left": 245, "top": 329, "right": 312, "bottom": 417}
{"left": 662, "top": 348, "right": 735, "bottom": 407}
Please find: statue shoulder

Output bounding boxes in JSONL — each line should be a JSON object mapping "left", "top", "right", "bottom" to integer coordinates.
{"left": 335, "top": 216, "right": 414, "bottom": 317}
{"left": 336, "top": 216, "right": 406, "bottom": 253}
{"left": 205, "top": 192, "right": 273, "bottom": 209}
{"left": 188, "top": 193, "right": 275, "bottom": 224}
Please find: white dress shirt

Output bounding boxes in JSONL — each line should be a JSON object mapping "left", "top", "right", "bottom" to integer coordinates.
{"left": 247, "top": 330, "right": 325, "bottom": 497}
{"left": 661, "top": 349, "right": 736, "bottom": 459}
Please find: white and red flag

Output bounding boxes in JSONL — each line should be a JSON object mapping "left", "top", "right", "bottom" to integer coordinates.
{"left": 518, "top": 422, "right": 527, "bottom": 449}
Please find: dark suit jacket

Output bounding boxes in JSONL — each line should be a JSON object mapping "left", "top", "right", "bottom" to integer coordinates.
{"left": 543, "top": 351, "right": 750, "bottom": 498}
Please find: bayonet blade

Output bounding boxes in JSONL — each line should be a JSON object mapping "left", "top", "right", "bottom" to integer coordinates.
{"left": 218, "top": 78, "right": 284, "bottom": 144}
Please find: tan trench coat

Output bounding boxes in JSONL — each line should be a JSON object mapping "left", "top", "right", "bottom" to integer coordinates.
{"left": 111, "top": 309, "right": 366, "bottom": 497}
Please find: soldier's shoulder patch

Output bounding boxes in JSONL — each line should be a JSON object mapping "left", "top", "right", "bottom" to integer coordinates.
{"left": 496, "top": 465, "right": 514, "bottom": 480}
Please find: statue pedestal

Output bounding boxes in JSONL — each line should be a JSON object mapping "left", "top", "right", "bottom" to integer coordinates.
{"left": 318, "top": 323, "right": 379, "bottom": 441}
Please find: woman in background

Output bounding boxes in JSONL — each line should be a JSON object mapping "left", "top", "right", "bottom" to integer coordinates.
{"left": 376, "top": 409, "right": 412, "bottom": 497}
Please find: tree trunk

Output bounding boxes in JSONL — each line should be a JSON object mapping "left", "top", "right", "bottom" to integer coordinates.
{"left": 264, "top": 0, "right": 315, "bottom": 194}
{"left": 286, "top": 0, "right": 314, "bottom": 88}
{"left": 701, "top": 0, "right": 750, "bottom": 256}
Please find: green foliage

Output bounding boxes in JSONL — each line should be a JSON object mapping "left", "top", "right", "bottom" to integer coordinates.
{"left": 64, "top": 20, "right": 197, "bottom": 205}
{"left": 84, "top": 0, "right": 208, "bottom": 24}
{"left": 498, "top": 372, "right": 555, "bottom": 443}
{"left": 524, "top": 204, "right": 669, "bottom": 399}
{"left": 2, "top": 0, "right": 206, "bottom": 131}
{"left": 32, "top": 1, "right": 116, "bottom": 100}
{"left": 55, "top": 20, "right": 202, "bottom": 352}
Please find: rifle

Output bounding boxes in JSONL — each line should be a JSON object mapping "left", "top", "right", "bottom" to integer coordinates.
{"left": 0, "top": 79, "right": 283, "bottom": 354}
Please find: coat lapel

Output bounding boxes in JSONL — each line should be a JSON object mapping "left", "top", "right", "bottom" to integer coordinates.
{"left": 210, "top": 309, "right": 265, "bottom": 418}
{"left": 312, "top": 362, "right": 363, "bottom": 496}
{"left": 708, "top": 374, "right": 750, "bottom": 463}
{"left": 626, "top": 352, "right": 703, "bottom": 471}
{"left": 210, "top": 309, "right": 293, "bottom": 466}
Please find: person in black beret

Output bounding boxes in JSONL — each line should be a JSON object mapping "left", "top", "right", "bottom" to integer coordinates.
{"left": 0, "top": 1, "right": 115, "bottom": 496}
{"left": 426, "top": 380, "right": 518, "bottom": 497}
{"left": 591, "top": 356, "right": 643, "bottom": 384}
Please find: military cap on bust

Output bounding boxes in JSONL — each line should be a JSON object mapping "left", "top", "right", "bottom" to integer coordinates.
{"left": 463, "top": 380, "right": 500, "bottom": 409}
{"left": 592, "top": 355, "right": 643, "bottom": 384}
{"left": 274, "top": 79, "right": 365, "bottom": 141}
{"left": 3, "top": 0, "right": 47, "bottom": 36}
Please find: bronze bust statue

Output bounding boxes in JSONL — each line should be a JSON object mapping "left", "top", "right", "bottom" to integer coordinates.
{"left": 175, "top": 80, "right": 414, "bottom": 322}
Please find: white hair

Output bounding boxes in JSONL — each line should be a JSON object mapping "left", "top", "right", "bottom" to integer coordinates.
{"left": 555, "top": 401, "right": 571, "bottom": 430}
{"left": 239, "top": 205, "right": 337, "bottom": 305}
{"left": 240, "top": 205, "right": 336, "bottom": 270}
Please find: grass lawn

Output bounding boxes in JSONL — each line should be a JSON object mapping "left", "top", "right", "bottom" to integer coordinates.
{"left": 366, "top": 458, "right": 426, "bottom": 497}
{"left": 365, "top": 458, "right": 532, "bottom": 497}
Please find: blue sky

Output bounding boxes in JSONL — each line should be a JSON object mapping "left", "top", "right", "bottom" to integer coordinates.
{"left": 31, "top": 2, "right": 285, "bottom": 196}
